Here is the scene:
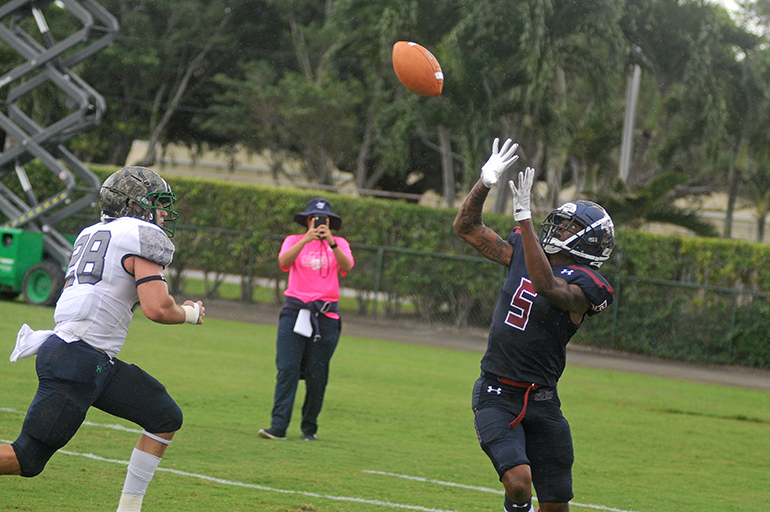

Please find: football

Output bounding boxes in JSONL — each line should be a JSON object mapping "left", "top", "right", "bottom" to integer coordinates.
{"left": 392, "top": 41, "right": 443, "bottom": 97}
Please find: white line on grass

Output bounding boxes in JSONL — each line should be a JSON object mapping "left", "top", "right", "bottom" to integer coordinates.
{"left": 0, "top": 433, "right": 456, "bottom": 512}
{"left": 364, "top": 470, "right": 503, "bottom": 494}
{"left": 362, "top": 470, "right": 639, "bottom": 512}
{"left": 1, "top": 408, "right": 143, "bottom": 434}
{"left": 2, "top": 408, "right": 635, "bottom": 512}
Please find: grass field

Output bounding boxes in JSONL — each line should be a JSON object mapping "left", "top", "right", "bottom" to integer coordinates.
{"left": 1, "top": 300, "right": 769, "bottom": 511}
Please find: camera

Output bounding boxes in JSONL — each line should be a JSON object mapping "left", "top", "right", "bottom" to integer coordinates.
{"left": 313, "top": 214, "right": 328, "bottom": 227}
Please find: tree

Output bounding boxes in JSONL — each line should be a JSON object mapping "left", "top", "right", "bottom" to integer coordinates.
{"left": 202, "top": 0, "right": 369, "bottom": 186}
{"left": 74, "top": 0, "right": 275, "bottom": 165}
{"left": 332, "top": 0, "right": 464, "bottom": 202}
{"left": 136, "top": 4, "right": 233, "bottom": 167}
{"left": 448, "top": 0, "right": 627, "bottom": 213}
{"left": 620, "top": 0, "right": 760, "bottom": 237}
{"left": 743, "top": 155, "right": 770, "bottom": 241}
{"left": 24, "top": 0, "right": 769, "bottom": 239}
{"left": 596, "top": 172, "right": 719, "bottom": 237}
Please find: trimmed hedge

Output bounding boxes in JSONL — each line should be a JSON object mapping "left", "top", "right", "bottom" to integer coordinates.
{"left": 604, "top": 229, "right": 770, "bottom": 292}
{"left": 22, "top": 164, "right": 770, "bottom": 292}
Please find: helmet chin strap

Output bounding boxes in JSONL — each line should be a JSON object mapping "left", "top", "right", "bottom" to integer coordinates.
{"left": 543, "top": 223, "right": 588, "bottom": 257}
{"left": 544, "top": 226, "right": 582, "bottom": 254}
{"left": 543, "top": 242, "right": 562, "bottom": 254}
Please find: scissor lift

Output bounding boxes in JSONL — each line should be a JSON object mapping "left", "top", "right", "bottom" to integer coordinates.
{"left": 0, "top": 0, "right": 117, "bottom": 305}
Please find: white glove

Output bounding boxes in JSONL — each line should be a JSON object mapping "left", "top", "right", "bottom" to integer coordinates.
{"left": 481, "top": 138, "right": 519, "bottom": 188}
{"left": 508, "top": 167, "right": 534, "bottom": 221}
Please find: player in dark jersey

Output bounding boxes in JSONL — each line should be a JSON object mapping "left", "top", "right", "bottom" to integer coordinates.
{"left": 453, "top": 139, "right": 615, "bottom": 512}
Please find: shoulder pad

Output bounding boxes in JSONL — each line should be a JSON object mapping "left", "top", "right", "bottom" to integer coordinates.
{"left": 138, "top": 225, "right": 175, "bottom": 267}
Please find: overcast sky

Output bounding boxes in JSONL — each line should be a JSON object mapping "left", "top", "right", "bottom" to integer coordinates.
{"left": 716, "top": 0, "right": 767, "bottom": 35}
{"left": 714, "top": 0, "right": 739, "bottom": 12}
{"left": 711, "top": 0, "right": 741, "bottom": 17}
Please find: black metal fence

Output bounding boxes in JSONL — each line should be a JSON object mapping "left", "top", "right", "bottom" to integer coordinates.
{"left": 169, "top": 225, "right": 770, "bottom": 369}
{"left": 577, "top": 275, "right": 770, "bottom": 368}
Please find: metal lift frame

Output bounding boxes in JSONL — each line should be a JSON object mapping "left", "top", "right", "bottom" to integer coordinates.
{"left": 0, "top": 0, "right": 118, "bottom": 266}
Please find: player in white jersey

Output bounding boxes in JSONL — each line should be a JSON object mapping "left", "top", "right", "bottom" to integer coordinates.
{"left": 0, "top": 166, "right": 204, "bottom": 512}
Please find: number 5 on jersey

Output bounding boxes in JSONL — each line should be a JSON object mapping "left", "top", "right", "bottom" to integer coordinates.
{"left": 505, "top": 277, "right": 536, "bottom": 330}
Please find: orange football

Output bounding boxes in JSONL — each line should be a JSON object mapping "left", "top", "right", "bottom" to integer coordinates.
{"left": 392, "top": 41, "right": 443, "bottom": 97}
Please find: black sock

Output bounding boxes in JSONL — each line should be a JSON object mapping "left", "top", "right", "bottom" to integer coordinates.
{"left": 504, "top": 494, "right": 531, "bottom": 511}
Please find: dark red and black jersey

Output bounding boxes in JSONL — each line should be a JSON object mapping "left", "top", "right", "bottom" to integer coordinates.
{"left": 480, "top": 228, "right": 614, "bottom": 388}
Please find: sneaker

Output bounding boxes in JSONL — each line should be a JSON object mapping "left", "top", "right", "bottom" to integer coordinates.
{"left": 258, "top": 428, "right": 286, "bottom": 440}
{"left": 301, "top": 433, "right": 317, "bottom": 441}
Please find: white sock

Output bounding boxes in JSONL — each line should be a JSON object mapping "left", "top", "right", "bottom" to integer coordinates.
{"left": 116, "top": 448, "right": 162, "bottom": 511}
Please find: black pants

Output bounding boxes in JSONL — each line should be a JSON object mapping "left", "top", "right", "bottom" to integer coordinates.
{"left": 472, "top": 376, "right": 574, "bottom": 503}
{"left": 269, "top": 309, "right": 340, "bottom": 436}
{"left": 12, "top": 335, "right": 182, "bottom": 477}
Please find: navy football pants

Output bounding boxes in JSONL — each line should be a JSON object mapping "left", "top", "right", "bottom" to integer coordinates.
{"left": 472, "top": 376, "right": 574, "bottom": 503}
{"left": 12, "top": 335, "right": 182, "bottom": 477}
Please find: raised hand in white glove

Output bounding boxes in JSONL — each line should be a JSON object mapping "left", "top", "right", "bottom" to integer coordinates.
{"left": 508, "top": 167, "right": 534, "bottom": 222}
{"left": 481, "top": 138, "right": 519, "bottom": 188}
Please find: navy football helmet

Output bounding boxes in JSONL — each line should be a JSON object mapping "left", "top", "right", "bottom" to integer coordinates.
{"left": 539, "top": 200, "right": 615, "bottom": 268}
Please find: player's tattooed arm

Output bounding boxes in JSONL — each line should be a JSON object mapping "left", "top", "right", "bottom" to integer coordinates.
{"left": 453, "top": 180, "right": 514, "bottom": 266}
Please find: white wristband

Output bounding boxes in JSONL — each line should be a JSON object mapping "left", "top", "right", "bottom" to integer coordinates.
{"left": 182, "top": 303, "right": 200, "bottom": 324}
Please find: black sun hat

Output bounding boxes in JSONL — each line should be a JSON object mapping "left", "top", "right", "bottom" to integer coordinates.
{"left": 293, "top": 198, "right": 342, "bottom": 230}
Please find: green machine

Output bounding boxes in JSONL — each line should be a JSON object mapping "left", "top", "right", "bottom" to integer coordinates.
{"left": 0, "top": 229, "right": 57, "bottom": 304}
{"left": 0, "top": 0, "right": 118, "bottom": 305}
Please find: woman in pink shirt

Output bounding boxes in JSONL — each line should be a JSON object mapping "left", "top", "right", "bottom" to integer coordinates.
{"left": 259, "top": 198, "right": 354, "bottom": 441}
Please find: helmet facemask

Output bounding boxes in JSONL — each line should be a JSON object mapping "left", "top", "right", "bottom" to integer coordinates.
{"left": 541, "top": 214, "right": 586, "bottom": 253}
{"left": 142, "top": 189, "right": 178, "bottom": 238}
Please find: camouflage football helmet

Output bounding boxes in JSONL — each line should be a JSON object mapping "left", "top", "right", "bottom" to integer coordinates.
{"left": 539, "top": 200, "right": 614, "bottom": 268}
{"left": 100, "top": 166, "right": 178, "bottom": 237}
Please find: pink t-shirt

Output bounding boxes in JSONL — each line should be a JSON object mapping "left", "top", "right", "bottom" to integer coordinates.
{"left": 279, "top": 235, "right": 354, "bottom": 318}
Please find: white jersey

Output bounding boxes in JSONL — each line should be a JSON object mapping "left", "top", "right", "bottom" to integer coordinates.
{"left": 54, "top": 217, "right": 175, "bottom": 357}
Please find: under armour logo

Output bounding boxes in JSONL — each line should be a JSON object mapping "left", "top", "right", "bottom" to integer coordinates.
{"left": 487, "top": 386, "right": 502, "bottom": 395}
{"left": 96, "top": 365, "right": 102, "bottom": 373}
{"left": 561, "top": 268, "right": 575, "bottom": 276}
